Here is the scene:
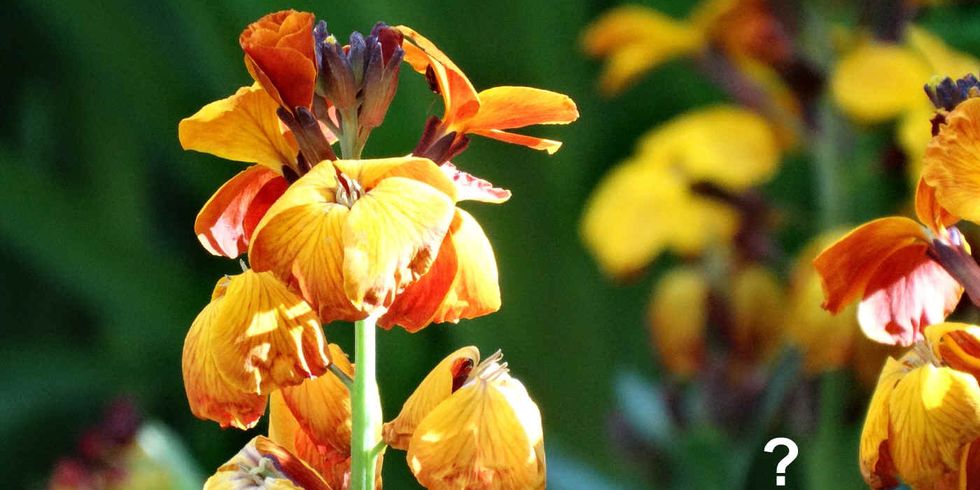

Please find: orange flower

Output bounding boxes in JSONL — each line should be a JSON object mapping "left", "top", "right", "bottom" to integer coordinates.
{"left": 813, "top": 179, "right": 964, "bottom": 346}
{"left": 181, "top": 270, "right": 329, "bottom": 429}
{"left": 383, "top": 348, "right": 546, "bottom": 490}
{"left": 179, "top": 84, "right": 302, "bottom": 258}
{"left": 248, "top": 157, "right": 501, "bottom": 330}
{"left": 397, "top": 26, "right": 578, "bottom": 161}
{"left": 240, "top": 10, "right": 318, "bottom": 111}
{"left": 204, "top": 435, "right": 331, "bottom": 490}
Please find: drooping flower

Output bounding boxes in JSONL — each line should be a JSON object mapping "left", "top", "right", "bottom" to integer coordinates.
{"left": 240, "top": 10, "right": 318, "bottom": 112}
{"left": 860, "top": 323, "right": 980, "bottom": 489}
{"left": 397, "top": 26, "right": 579, "bottom": 162}
{"left": 383, "top": 348, "right": 546, "bottom": 490}
{"left": 581, "top": 105, "right": 779, "bottom": 277}
{"left": 181, "top": 270, "right": 330, "bottom": 429}
{"left": 248, "top": 156, "right": 500, "bottom": 331}
{"left": 813, "top": 179, "right": 964, "bottom": 346}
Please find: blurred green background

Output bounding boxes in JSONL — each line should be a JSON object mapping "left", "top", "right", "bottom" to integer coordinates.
{"left": 5, "top": 0, "right": 980, "bottom": 489}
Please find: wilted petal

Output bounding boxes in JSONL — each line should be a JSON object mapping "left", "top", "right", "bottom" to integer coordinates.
{"left": 182, "top": 283, "right": 267, "bottom": 430}
{"left": 859, "top": 356, "right": 906, "bottom": 489}
{"left": 888, "top": 364, "right": 980, "bottom": 488}
{"left": 407, "top": 367, "right": 545, "bottom": 490}
{"left": 178, "top": 85, "right": 297, "bottom": 170}
{"left": 204, "top": 436, "right": 330, "bottom": 490}
{"left": 923, "top": 98, "right": 980, "bottom": 224}
{"left": 281, "top": 344, "right": 354, "bottom": 456}
{"left": 441, "top": 163, "right": 511, "bottom": 204}
{"left": 581, "top": 5, "right": 700, "bottom": 95}
{"left": 379, "top": 231, "right": 457, "bottom": 332}
{"left": 196, "top": 165, "right": 287, "bottom": 258}
{"left": 209, "top": 270, "right": 329, "bottom": 394}
{"left": 342, "top": 176, "right": 455, "bottom": 312}
{"left": 384, "top": 346, "right": 481, "bottom": 450}
{"left": 831, "top": 43, "right": 931, "bottom": 123}
{"left": 648, "top": 267, "right": 707, "bottom": 378}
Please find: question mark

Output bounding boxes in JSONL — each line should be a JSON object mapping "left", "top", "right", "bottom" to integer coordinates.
{"left": 764, "top": 437, "right": 799, "bottom": 486}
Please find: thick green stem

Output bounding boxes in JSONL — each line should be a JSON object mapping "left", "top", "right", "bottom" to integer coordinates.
{"left": 339, "top": 109, "right": 363, "bottom": 160}
{"left": 350, "top": 314, "right": 383, "bottom": 490}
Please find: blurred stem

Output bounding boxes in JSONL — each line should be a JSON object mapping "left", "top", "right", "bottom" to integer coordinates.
{"left": 812, "top": 101, "right": 845, "bottom": 230}
{"left": 807, "top": 371, "right": 852, "bottom": 490}
{"left": 350, "top": 313, "right": 383, "bottom": 490}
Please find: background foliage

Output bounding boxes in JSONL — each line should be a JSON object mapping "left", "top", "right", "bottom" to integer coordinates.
{"left": 5, "top": 0, "right": 980, "bottom": 488}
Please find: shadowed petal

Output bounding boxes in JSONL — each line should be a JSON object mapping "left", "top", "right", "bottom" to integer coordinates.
{"left": 281, "top": 344, "right": 354, "bottom": 456}
{"left": 430, "top": 210, "right": 501, "bottom": 324}
{"left": 195, "top": 165, "right": 287, "bottom": 258}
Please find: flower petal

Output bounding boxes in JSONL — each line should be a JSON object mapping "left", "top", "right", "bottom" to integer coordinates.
{"left": 281, "top": 344, "right": 353, "bottom": 456}
{"left": 464, "top": 86, "right": 578, "bottom": 132}
{"left": 927, "top": 322, "right": 980, "bottom": 380}
{"left": 923, "top": 97, "right": 980, "bottom": 224}
{"left": 379, "top": 231, "right": 457, "bottom": 332}
{"left": 648, "top": 267, "right": 707, "bottom": 378}
{"left": 248, "top": 163, "right": 363, "bottom": 324}
{"left": 209, "top": 270, "right": 329, "bottom": 394}
{"left": 178, "top": 84, "right": 297, "bottom": 170}
{"left": 343, "top": 176, "right": 456, "bottom": 312}
{"left": 470, "top": 129, "right": 563, "bottom": 154}
{"left": 440, "top": 162, "right": 511, "bottom": 204}
{"left": 430, "top": 209, "right": 501, "bottom": 324}
{"left": 888, "top": 364, "right": 980, "bottom": 488}
{"left": 859, "top": 356, "right": 906, "bottom": 489}
{"left": 812, "top": 217, "right": 931, "bottom": 325}
{"left": 856, "top": 244, "right": 962, "bottom": 346}
{"left": 182, "top": 286, "right": 267, "bottom": 430}
{"left": 406, "top": 371, "right": 545, "bottom": 490}
{"left": 335, "top": 157, "right": 457, "bottom": 202}
{"left": 915, "top": 176, "right": 959, "bottom": 234}
{"left": 204, "top": 436, "right": 331, "bottom": 490}
{"left": 397, "top": 26, "right": 480, "bottom": 123}
{"left": 831, "top": 43, "right": 931, "bottom": 123}
{"left": 240, "top": 11, "right": 317, "bottom": 110}
{"left": 195, "top": 165, "right": 287, "bottom": 258}
{"left": 384, "top": 346, "right": 481, "bottom": 450}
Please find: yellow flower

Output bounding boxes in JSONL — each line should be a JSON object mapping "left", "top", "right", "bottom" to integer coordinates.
{"left": 648, "top": 267, "right": 708, "bottom": 378}
{"left": 581, "top": 105, "right": 778, "bottom": 277}
{"left": 181, "top": 270, "right": 329, "bottom": 429}
{"left": 384, "top": 348, "right": 545, "bottom": 490}
{"left": 831, "top": 43, "right": 932, "bottom": 124}
{"left": 860, "top": 323, "right": 980, "bottom": 489}
{"left": 922, "top": 97, "right": 980, "bottom": 224}
{"left": 204, "top": 436, "right": 331, "bottom": 490}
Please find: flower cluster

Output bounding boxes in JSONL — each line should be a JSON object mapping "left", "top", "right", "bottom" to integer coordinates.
{"left": 178, "top": 9, "right": 576, "bottom": 489}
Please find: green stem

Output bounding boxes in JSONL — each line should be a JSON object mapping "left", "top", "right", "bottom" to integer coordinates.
{"left": 350, "top": 314, "right": 383, "bottom": 490}
{"left": 812, "top": 101, "right": 845, "bottom": 230}
{"left": 339, "top": 109, "right": 363, "bottom": 159}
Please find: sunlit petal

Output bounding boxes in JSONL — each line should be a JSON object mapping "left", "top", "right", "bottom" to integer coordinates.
{"left": 196, "top": 165, "right": 287, "bottom": 258}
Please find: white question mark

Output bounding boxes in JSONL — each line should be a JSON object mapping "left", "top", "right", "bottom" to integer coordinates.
{"left": 764, "top": 437, "right": 799, "bottom": 486}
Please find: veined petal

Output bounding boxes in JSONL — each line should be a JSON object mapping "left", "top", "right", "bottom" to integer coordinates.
{"left": 178, "top": 85, "right": 297, "bottom": 170}
{"left": 270, "top": 390, "right": 350, "bottom": 487}
{"left": 856, "top": 244, "right": 962, "bottom": 346}
{"left": 470, "top": 129, "right": 564, "bottom": 154}
{"left": 407, "top": 369, "right": 545, "bottom": 490}
{"left": 209, "top": 270, "right": 329, "bottom": 394}
{"left": 249, "top": 163, "right": 363, "bottom": 323}
{"left": 923, "top": 98, "right": 980, "bottom": 224}
{"left": 379, "top": 231, "right": 457, "bottom": 332}
{"left": 440, "top": 163, "right": 511, "bottom": 204}
{"left": 196, "top": 166, "right": 287, "bottom": 258}
{"left": 915, "top": 176, "right": 959, "bottom": 234}
{"left": 281, "top": 344, "right": 353, "bottom": 456}
{"left": 859, "top": 356, "right": 906, "bottom": 489}
{"left": 814, "top": 217, "right": 927, "bottom": 313}
{"left": 648, "top": 267, "right": 707, "bottom": 378}
{"left": 888, "top": 364, "right": 980, "bottom": 488}
{"left": 397, "top": 26, "right": 480, "bottom": 123}
{"left": 927, "top": 322, "right": 980, "bottom": 381}
{"left": 430, "top": 209, "right": 501, "bottom": 324}
{"left": 831, "top": 43, "right": 931, "bottom": 123}
{"left": 384, "top": 346, "right": 481, "bottom": 450}
{"left": 204, "top": 436, "right": 330, "bottom": 490}
{"left": 343, "top": 176, "right": 455, "bottom": 312}
{"left": 335, "top": 157, "right": 457, "bottom": 202}
{"left": 464, "top": 86, "right": 578, "bottom": 132}
{"left": 182, "top": 287, "right": 267, "bottom": 430}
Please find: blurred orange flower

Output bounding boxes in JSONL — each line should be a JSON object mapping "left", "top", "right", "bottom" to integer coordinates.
{"left": 398, "top": 26, "right": 578, "bottom": 161}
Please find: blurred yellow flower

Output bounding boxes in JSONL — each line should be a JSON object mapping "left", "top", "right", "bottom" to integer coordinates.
{"left": 860, "top": 323, "right": 980, "bottom": 489}
{"left": 384, "top": 348, "right": 545, "bottom": 490}
{"left": 729, "top": 265, "right": 785, "bottom": 365}
{"left": 581, "top": 105, "right": 779, "bottom": 277}
{"left": 648, "top": 267, "right": 708, "bottom": 378}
